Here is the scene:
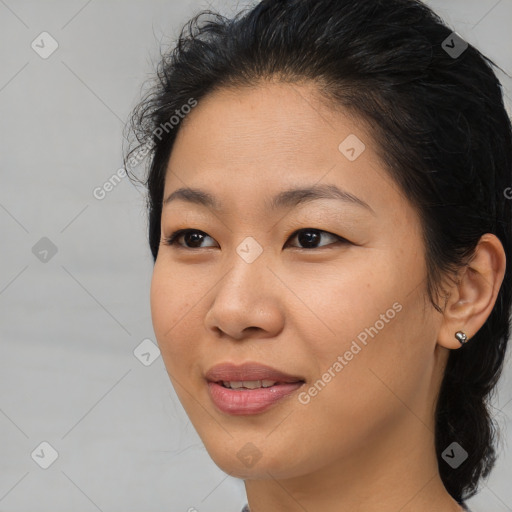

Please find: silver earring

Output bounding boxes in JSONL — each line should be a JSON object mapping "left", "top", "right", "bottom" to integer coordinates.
{"left": 455, "top": 331, "right": 468, "bottom": 345}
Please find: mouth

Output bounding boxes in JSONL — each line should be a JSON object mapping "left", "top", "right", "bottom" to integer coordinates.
{"left": 205, "top": 361, "right": 305, "bottom": 384}
{"left": 205, "top": 362, "right": 306, "bottom": 415}
{"left": 217, "top": 379, "right": 292, "bottom": 389}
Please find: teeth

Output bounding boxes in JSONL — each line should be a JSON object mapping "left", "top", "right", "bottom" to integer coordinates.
{"left": 242, "top": 380, "right": 261, "bottom": 389}
{"left": 222, "top": 380, "right": 278, "bottom": 389}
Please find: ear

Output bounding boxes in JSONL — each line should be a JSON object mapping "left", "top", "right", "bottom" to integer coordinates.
{"left": 437, "top": 233, "right": 506, "bottom": 350}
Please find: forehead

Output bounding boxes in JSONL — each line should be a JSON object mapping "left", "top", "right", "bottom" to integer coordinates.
{"left": 163, "top": 82, "right": 405, "bottom": 218}
{"left": 172, "top": 81, "right": 355, "bottom": 154}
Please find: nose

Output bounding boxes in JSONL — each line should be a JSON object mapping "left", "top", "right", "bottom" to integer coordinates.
{"left": 203, "top": 249, "right": 285, "bottom": 341}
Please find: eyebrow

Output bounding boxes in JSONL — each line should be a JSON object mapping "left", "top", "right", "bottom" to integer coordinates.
{"left": 163, "top": 183, "right": 375, "bottom": 215}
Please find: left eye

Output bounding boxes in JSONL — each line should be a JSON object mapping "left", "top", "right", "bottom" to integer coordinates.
{"left": 162, "top": 228, "right": 347, "bottom": 250}
{"left": 286, "top": 228, "right": 345, "bottom": 249}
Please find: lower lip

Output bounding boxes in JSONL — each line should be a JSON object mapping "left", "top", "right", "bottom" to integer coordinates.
{"left": 207, "top": 381, "right": 305, "bottom": 415}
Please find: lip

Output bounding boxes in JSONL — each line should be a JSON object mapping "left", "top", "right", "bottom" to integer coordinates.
{"left": 205, "top": 362, "right": 305, "bottom": 383}
{"left": 207, "top": 381, "right": 304, "bottom": 415}
{"left": 205, "top": 362, "right": 306, "bottom": 415}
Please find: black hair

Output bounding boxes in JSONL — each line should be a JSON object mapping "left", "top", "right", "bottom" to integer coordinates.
{"left": 125, "top": 0, "right": 512, "bottom": 502}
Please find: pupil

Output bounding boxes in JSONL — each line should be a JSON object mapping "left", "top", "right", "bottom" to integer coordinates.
{"left": 298, "top": 230, "right": 319, "bottom": 248}
{"left": 186, "top": 232, "right": 203, "bottom": 247}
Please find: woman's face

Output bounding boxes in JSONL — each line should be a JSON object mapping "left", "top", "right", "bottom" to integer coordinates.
{"left": 150, "top": 82, "right": 446, "bottom": 479}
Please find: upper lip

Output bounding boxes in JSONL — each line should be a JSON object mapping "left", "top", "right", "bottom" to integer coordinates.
{"left": 205, "top": 362, "right": 305, "bottom": 383}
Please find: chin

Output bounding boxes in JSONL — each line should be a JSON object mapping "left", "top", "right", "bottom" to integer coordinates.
{"left": 201, "top": 438, "right": 309, "bottom": 480}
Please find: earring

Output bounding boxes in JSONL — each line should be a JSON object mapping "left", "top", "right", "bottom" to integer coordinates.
{"left": 455, "top": 331, "right": 468, "bottom": 345}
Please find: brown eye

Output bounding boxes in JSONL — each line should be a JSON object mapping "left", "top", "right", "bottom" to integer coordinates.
{"left": 163, "top": 229, "right": 218, "bottom": 249}
{"left": 286, "top": 229, "right": 347, "bottom": 249}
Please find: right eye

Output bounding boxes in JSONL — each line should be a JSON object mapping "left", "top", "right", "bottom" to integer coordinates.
{"left": 162, "top": 229, "right": 218, "bottom": 249}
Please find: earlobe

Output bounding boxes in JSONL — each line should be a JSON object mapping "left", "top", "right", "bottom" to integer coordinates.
{"left": 437, "top": 233, "right": 506, "bottom": 350}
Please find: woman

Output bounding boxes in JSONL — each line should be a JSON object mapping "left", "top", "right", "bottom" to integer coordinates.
{"left": 125, "top": 0, "right": 511, "bottom": 510}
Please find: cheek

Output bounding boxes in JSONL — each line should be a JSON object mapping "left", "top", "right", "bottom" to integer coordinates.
{"left": 150, "top": 261, "right": 198, "bottom": 365}
{"left": 305, "top": 285, "right": 433, "bottom": 423}
{"left": 288, "top": 256, "right": 402, "bottom": 356}
{"left": 291, "top": 254, "right": 432, "bottom": 421}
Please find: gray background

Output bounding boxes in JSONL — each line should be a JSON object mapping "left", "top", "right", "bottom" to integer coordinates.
{"left": 0, "top": 1, "right": 511, "bottom": 511}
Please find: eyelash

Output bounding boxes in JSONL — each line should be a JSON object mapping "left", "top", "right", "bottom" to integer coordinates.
{"left": 161, "top": 228, "right": 349, "bottom": 251}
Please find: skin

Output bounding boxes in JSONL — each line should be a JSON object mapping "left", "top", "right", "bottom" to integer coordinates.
{"left": 150, "top": 81, "right": 506, "bottom": 512}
